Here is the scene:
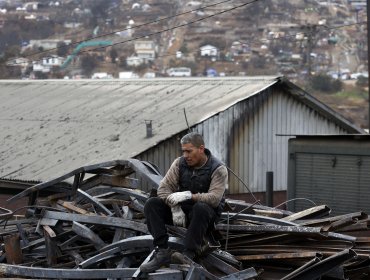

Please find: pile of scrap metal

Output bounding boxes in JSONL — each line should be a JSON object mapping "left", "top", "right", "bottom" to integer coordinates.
{"left": 0, "top": 159, "right": 369, "bottom": 280}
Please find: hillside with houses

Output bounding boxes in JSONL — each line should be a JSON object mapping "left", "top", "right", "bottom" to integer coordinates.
{"left": 0, "top": 0, "right": 366, "bottom": 77}
{"left": 0, "top": 0, "right": 368, "bottom": 127}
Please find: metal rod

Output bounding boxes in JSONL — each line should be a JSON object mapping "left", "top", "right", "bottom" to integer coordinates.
{"left": 266, "top": 171, "right": 273, "bottom": 207}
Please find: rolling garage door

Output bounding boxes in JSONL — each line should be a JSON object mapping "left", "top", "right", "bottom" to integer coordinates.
{"left": 294, "top": 152, "right": 370, "bottom": 215}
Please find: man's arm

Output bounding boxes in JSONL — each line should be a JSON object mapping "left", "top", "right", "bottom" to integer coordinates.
{"left": 157, "top": 158, "right": 181, "bottom": 201}
{"left": 192, "top": 165, "right": 228, "bottom": 208}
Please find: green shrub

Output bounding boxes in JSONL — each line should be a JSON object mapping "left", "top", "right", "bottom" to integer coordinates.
{"left": 310, "top": 74, "right": 343, "bottom": 93}
{"left": 356, "top": 76, "right": 368, "bottom": 88}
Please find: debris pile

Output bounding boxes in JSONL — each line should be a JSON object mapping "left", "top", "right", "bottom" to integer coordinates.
{"left": 0, "top": 160, "right": 369, "bottom": 279}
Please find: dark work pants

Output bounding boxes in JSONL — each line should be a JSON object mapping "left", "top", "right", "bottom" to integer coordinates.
{"left": 144, "top": 197, "right": 217, "bottom": 252}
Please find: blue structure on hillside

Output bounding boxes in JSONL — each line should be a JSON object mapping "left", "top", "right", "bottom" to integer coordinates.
{"left": 60, "top": 41, "right": 112, "bottom": 69}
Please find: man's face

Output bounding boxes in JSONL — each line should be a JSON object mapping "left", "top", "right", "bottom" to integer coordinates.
{"left": 181, "top": 143, "right": 205, "bottom": 168}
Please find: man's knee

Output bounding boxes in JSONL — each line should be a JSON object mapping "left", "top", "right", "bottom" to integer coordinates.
{"left": 192, "top": 202, "right": 214, "bottom": 219}
{"left": 144, "top": 197, "right": 165, "bottom": 213}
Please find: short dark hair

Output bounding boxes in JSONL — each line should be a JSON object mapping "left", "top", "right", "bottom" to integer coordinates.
{"left": 180, "top": 132, "right": 204, "bottom": 148}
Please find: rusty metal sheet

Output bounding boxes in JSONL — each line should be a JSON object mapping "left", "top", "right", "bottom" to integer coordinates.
{"left": 2, "top": 160, "right": 370, "bottom": 280}
{"left": 100, "top": 235, "right": 184, "bottom": 253}
{"left": 219, "top": 267, "right": 258, "bottom": 279}
{"left": 220, "top": 213, "right": 299, "bottom": 226}
{"left": 216, "top": 223, "right": 326, "bottom": 237}
{"left": 79, "top": 247, "right": 147, "bottom": 269}
{"left": 280, "top": 256, "right": 322, "bottom": 280}
{"left": 147, "top": 269, "right": 184, "bottom": 279}
{"left": 299, "top": 212, "right": 368, "bottom": 227}
{"left": 282, "top": 205, "right": 331, "bottom": 222}
{"left": 71, "top": 222, "right": 106, "bottom": 250}
{"left": 202, "top": 253, "right": 240, "bottom": 275}
{"left": 57, "top": 200, "right": 91, "bottom": 215}
{"left": 281, "top": 249, "right": 357, "bottom": 280}
{"left": 7, "top": 159, "right": 162, "bottom": 203}
{"left": 0, "top": 264, "right": 137, "bottom": 279}
{"left": 235, "top": 251, "right": 319, "bottom": 261}
{"left": 41, "top": 210, "right": 148, "bottom": 233}
{"left": 76, "top": 189, "right": 113, "bottom": 216}
{"left": 43, "top": 226, "right": 58, "bottom": 266}
{"left": 3, "top": 234, "right": 22, "bottom": 265}
{"left": 100, "top": 174, "right": 139, "bottom": 188}
{"left": 85, "top": 186, "right": 148, "bottom": 202}
{"left": 0, "top": 207, "right": 13, "bottom": 221}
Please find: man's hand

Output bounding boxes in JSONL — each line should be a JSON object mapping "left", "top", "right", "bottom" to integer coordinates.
{"left": 167, "top": 191, "right": 192, "bottom": 206}
{"left": 171, "top": 205, "right": 186, "bottom": 227}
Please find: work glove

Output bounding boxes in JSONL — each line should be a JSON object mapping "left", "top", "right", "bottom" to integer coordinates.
{"left": 171, "top": 205, "right": 186, "bottom": 227}
{"left": 167, "top": 191, "right": 192, "bottom": 206}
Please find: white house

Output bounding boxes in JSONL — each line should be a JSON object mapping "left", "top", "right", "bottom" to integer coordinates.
{"left": 200, "top": 44, "right": 218, "bottom": 57}
{"left": 28, "top": 39, "right": 72, "bottom": 51}
{"left": 32, "top": 63, "right": 49, "bottom": 73}
{"left": 91, "top": 72, "right": 113, "bottom": 79}
{"left": 24, "top": 14, "right": 36, "bottom": 20}
{"left": 6, "top": 57, "right": 29, "bottom": 68}
{"left": 134, "top": 40, "right": 156, "bottom": 62}
{"left": 42, "top": 56, "right": 65, "bottom": 67}
{"left": 33, "top": 56, "right": 65, "bottom": 72}
{"left": 126, "top": 55, "right": 145, "bottom": 67}
{"left": 24, "top": 2, "right": 40, "bottom": 10}
{"left": 119, "top": 71, "right": 139, "bottom": 79}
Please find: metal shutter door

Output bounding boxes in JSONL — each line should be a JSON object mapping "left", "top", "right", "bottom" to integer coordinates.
{"left": 294, "top": 153, "right": 370, "bottom": 215}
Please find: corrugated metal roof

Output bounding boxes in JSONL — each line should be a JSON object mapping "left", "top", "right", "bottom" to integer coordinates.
{"left": 0, "top": 77, "right": 281, "bottom": 182}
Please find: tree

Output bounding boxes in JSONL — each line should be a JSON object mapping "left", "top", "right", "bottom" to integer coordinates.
{"left": 57, "top": 41, "right": 69, "bottom": 57}
{"left": 110, "top": 48, "right": 118, "bottom": 63}
{"left": 310, "top": 74, "right": 343, "bottom": 93}
{"left": 81, "top": 54, "right": 97, "bottom": 76}
{"left": 179, "top": 43, "right": 188, "bottom": 55}
{"left": 251, "top": 55, "right": 266, "bottom": 69}
{"left": 4, "top": 45, "right": 21, "bottom": 59}
{"left": 118, "top": 56, "right": 127, "bottom": 69}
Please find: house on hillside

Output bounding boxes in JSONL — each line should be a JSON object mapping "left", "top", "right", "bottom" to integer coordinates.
{"left": 134, "top": 40, "right": 156, "bottom": 62}
{"left": 200, "top": 44, "right": 219, "bottom": 57}
{"left": 126, "top": 55, "right": 145, "bottom": 67}
{"left": 0, "top": 77, "right": 363, "bottom": 209}
{"left": 42, "top": 55, "right": 65, "bottom": 67}
{"left": 33, "top": 55, "right": 65, "bottom": 72}
{"left": 24, "top": 2, "right": 40, "bottom": 10}
{"left": 6, "top": 57, "right": 29, "bottom": 68}
{"left": 28, "top": 39, "right": 72, "bottom": 51}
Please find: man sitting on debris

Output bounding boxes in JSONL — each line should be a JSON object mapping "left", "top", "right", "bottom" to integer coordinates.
{"left": 140, "top": 132, "right": 228, "bottom": 273}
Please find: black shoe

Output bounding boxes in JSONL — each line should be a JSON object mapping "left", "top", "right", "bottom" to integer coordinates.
{"left": 140, "top": 247, "right": 171, "bottom": 273}
{"left": 184, "top": 250, "right": 195, "bottom": 260}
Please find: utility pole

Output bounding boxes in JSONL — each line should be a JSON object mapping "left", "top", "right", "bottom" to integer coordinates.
{"left": 307, "top": 25, "right": 316, "bottom": 77}
{"left": 301, "top": 24, "right": 317, "bottom": 78}
{"left": 367, "top": 0, "right": 370, "bottom": 130}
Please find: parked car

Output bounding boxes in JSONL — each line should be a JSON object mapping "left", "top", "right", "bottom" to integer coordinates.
{"left": 166, "top": 67, "right": 191, "bottom": 77}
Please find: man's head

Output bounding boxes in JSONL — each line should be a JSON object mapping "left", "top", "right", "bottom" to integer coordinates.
{"left": 180, "top": 132, "right": 207, "bottom": 168}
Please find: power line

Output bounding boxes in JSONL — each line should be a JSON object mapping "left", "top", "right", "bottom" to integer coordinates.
{"left": 240, "top": 21, "right": 367, "bottom": 45}
{"left": 13, "top": 0, "right": 247, "bottom": 61}
{"left": 94, "top": 1, "right": 260, "bottom": 50}
{"left": 6, "top": 6, "right": 366, "bottom": 68}
{"left": 141, "top": 21, "right": 367, "bottom": 62}
{"left": 92, "top": 19, "right": 366, "bottom": 79}
{"left": 6, "top": 0, "right": 261, "bottom": 66}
